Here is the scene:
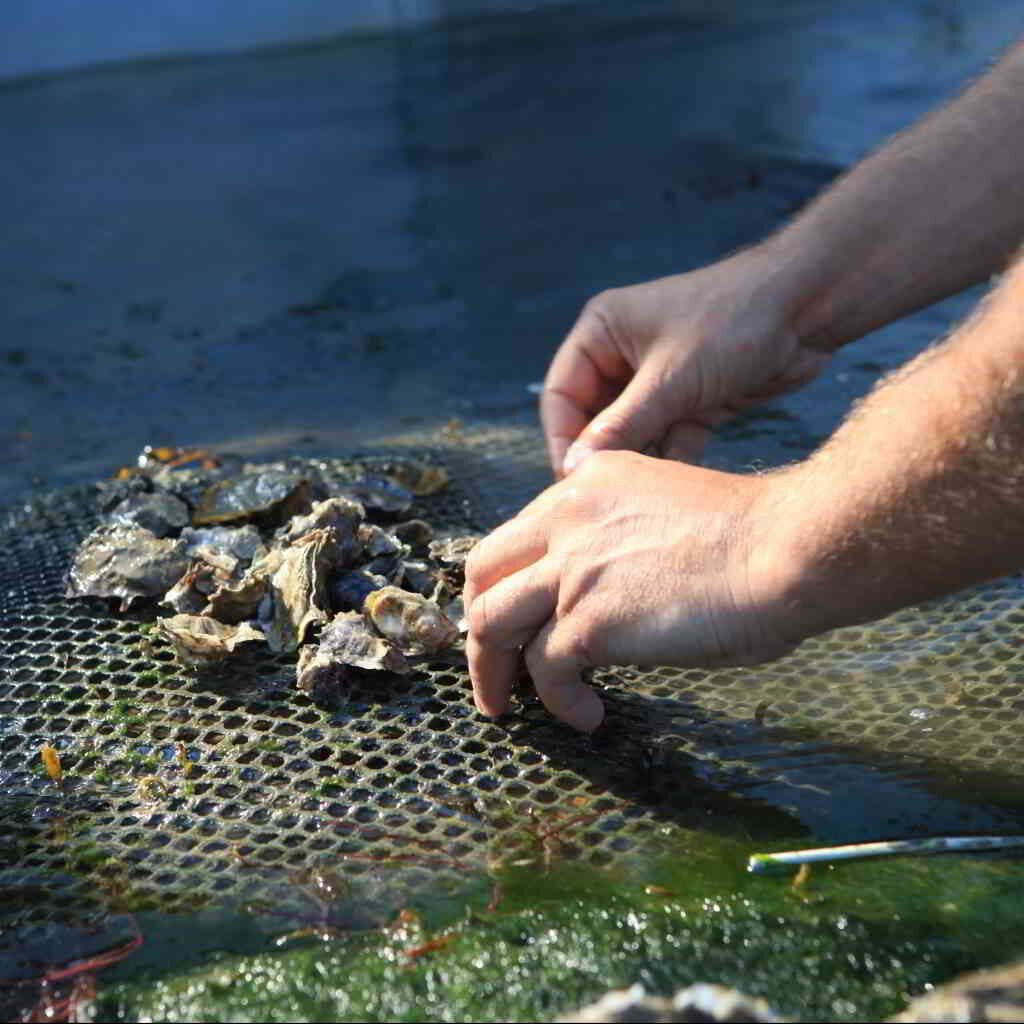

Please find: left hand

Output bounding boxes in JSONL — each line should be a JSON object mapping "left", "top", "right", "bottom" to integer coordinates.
{"left": 464, "top": 450, "right": 797, "bottom": 731}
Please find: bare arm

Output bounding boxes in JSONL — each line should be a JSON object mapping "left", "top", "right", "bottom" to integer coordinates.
{"left": 755, "top": 252, "right": 1024, "bottom": 643}
{"left": 467, "top": 256, "right": 1024, "bottom": 730}
{"left": 767, "top": 37, "right": 1024, "bottom": 352}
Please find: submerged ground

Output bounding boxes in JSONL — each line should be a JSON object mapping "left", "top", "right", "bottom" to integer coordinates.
{"left": 4, "top": 1, "right": 1024, "bottom": 1020}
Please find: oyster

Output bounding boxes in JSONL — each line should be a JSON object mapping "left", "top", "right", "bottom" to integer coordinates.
{"left": 261, "top": 528, "right": 341, "bottom": 652}
{"left": 295, "top": 642, "right": 352, "bottom": 700}
{"left": 428, "top": 534, "right": 479, "bottom": 589}
{"left": 180, "top": 525, "right": 267, "bottom": 575}
{"left": 379, "top": 459, "right": 449, "bottom": 496}
{"left": 163, "top": 562, "right": 219, "bottom": 614}
{"left": 391, "top": 518, "right": 434, "bottom": 552}
{"left": 308, "top": 611, "right": 410, "bottom": 675}
{"left": 328, "top": 474, "right": 413, "bottom": 515}
{"left": 399, "top": 559, "right": 438, "bottom": 597}
{"left": 357, "top": 523, "right": 409, "bottom": 583}
{"left": 192, "top": 468, "right": 313, "bottom": 528}
{"left": 154, "top": 614, "right": 264, "bottom": 666}
{"left": 276, "top": 497, "right": 363, "bottom": 564}
{"left": 327, "top": 569, "right": 388, "bottom": 613}
{"left": 107, "top": 491, "right": 190, "bottom": 537}
{"left": 66, "top": 524, "right": 190, "bottom": 610}
{"left": 364, "top": 585, "right": 458, "bottom": 656}
{"left": 202, "top": 572, "right": 269, "bottom": 624}
{"left": 428, "top": 535, "right": 479, "bottom": 568}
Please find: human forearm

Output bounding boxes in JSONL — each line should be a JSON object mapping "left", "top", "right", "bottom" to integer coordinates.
{"left": 755, "top": 38, "right": 1024, "bottom": 354}
{"left": 755, "top": 253, "right": 1024, "bottom": 643}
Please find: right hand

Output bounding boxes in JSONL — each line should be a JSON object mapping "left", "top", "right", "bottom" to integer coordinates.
{"left": 541, "top": 248, "right": 833, "bottom": 476}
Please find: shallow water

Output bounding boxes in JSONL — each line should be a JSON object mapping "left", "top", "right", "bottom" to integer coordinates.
{"left": 4, "top": 2, "right": 1024, "bottom": 1020}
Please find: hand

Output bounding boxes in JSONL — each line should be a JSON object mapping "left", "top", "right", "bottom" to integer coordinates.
{"left": 541, "top": 250, "right": 832, "bottom": 476}
{"left": 464, "top": 450, "right": 797, "bottom": 731}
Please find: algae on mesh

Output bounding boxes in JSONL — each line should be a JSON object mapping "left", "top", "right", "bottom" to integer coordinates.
{"left": 95, "top": 837, "right": 1024, "bottom": 1024}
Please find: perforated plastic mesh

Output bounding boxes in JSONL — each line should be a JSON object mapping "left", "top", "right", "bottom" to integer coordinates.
{"left": 4, "top": 435, "right": 1024, "bottom": 962}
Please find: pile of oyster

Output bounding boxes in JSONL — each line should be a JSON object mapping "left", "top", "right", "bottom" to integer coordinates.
{"left": 66, "top": 453, "right": 477, "bottom": 701}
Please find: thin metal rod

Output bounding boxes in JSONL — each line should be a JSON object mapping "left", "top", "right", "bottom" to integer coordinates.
{"left": 747, "top": 835, "right": 1024, "bottom": 873}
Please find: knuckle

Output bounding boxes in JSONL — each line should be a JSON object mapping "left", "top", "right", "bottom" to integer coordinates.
{"left": 465, "top": 592, "right": 495, "bottom": 642}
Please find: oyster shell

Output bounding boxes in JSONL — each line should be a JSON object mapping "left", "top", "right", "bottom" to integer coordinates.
{"left": 427, "top": 534, "right": 479, "bottom": 589}
{"left": 155, "top": 614, "right": 264, "bottom": 666}
{"left": 327, "top": 569, "right": 388, "bottom": 613}
{"left": 391, "top": 518, "right": 434, "bottom": 552}
{"left": 180, "top": 525, "right": 267, "bottom": 575}
{"left": 162, "top": 562, "right": 219, "bottom": 615}
{"left": 192, "top": 468, "right": 313, "bottom": 528}
{"left": 295, "top": 642, "right": 352, "bottom": 700}
{"left": 66, "top": 524, "right": 190, "bottom": 610}
{"left": 261, "top": 528, "right": 342, "bottom": 652}
{"left": 310, "top": 611, "right": 410, "bottom": 674}
{"left": 276, "top": 497, "right": 364, "bottom": 564}
{"left": 202, "top": 572, "right": 269, "bottom": 624}
{"left": 379, "top": 459, "right": 449, "bottom": 496}
{"left": 399, "top": 559, "right": 438, "bottom": 597}
{"left": 107, "top": 491, "right": 190, "bottom": 537}
{"left": 328, "top": 474, "right": 413, "bottom": 515}
{"left": 428, "top": 535, "right": 479, "bottom": 568}
{"left": 364, "top": 585, "right": 458, "bottom": 656}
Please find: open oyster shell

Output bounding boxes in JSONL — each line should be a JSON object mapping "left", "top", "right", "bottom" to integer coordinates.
{"left": 364, "top": 585, "right": 459, "bottom": 656}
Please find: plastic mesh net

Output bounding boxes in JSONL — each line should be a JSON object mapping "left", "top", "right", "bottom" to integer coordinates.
{"left": 3, "top": 433, "right": 1024, "bottom": 973}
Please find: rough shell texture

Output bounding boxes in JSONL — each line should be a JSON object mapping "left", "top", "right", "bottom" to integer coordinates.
{"left": 65, "top": 523, "right": 190, "bottom": 609}
{"left": 261, "top": 528, "right": 338, "bottom": 652}
{"left": 888, "top": 959, "right": 1024, "bottom": 1022}
{"left": 363, "top": 585, "right": 458, "bottom": 655}
{"left": 162, "top": 562, "right": 219, "bottom": 614}
{"left": 154, "top": 614, "right": 264, "bottom": 667}
{"left": 180, "top": 525, "right": 267, "bottom": 574}
{"left": 275, "top": 497, "right": 364, "bottom": 561}
{"left": 313, "top": 610, "right": 410, "bottom": 674}
{"left": 202, "top": 573, "right": 269, "bottom": 624}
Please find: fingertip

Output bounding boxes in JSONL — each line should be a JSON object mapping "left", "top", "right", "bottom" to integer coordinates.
{"left": 562, "top": 441, "right": 595, "bottom": 476}
{"left": 561, "top": 688, "right": 605, "bottom": 732}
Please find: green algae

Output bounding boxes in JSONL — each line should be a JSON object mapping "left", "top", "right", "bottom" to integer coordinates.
{"left": 94, "top": 833, "right": 1024, "bottom": 1023}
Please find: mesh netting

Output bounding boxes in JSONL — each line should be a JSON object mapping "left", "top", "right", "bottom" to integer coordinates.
{"left": 3, "top": 433, "right": 1024, "bottom": 979}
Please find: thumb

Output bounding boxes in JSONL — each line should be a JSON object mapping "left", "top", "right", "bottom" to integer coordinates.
{"left": 562, "top": 369, "right": 674, "bottom": 474}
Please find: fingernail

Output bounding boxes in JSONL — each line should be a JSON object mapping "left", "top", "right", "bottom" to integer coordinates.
{"left": 562, "top": 441, "right": 595, "bottom": 475}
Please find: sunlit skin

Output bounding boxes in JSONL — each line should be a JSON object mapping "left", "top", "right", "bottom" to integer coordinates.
{"left": 466, "top": 38, "right": 1024, "bottom": 730}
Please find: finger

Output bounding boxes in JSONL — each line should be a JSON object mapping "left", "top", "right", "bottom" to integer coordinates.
{"left": 542, "top": 331, "right": 629, "bottom": 478}
{"left": 523, "top": 619, "right": 604, "bottom": 732}
{"left": 468, "top": 556, "right": 560, "bottom": 651}
{"left": 467, "top": 559, "right": 559, "bottom": 718}
{"left": 467, "top": 633, "right": 519, "bottom": 718}
{"left": 539, "top": 387, "right": 589, "bottom": 481}
{"left": 462, "top": 513, "right": 549, "bottom": 610}
{"left": 660, "top": 419, "right": 713, "bottom": 464}
{"left": 561, "top": 365, "right": 676, "bottom": 475}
